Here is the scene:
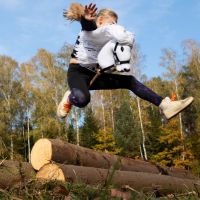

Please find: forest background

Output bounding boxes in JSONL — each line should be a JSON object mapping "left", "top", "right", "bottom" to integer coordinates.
{"left": 1, "top": 39, "right": 200, "bottom": 174}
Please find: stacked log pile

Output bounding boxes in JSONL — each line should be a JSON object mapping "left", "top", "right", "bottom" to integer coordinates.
{"left": 30, "top": 138, "right": 200, "bottom": 194}
{"left": 0, "top": 160, "right": 35, "bottom": 189}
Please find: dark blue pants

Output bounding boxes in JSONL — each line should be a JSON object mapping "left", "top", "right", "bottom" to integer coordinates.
{"left": 67, "top": 64, "right": 163, "bottom": 108}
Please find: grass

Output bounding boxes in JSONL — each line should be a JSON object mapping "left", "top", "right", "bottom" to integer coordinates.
{"left": 0, "top": 162, "right": 199, "bottom": 200}
{"left": 0, "top": 179, "right": 199, "bottom": 200}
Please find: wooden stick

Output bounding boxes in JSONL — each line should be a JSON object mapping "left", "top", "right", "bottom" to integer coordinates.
{"left": 89, "top": 68, "right": 102, "bottom": 86}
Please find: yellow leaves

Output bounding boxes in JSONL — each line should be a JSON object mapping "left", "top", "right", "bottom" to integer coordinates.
{"left": 159, "top": 134, "right": 177, "bottom": 144}
{"left": 37, "top": 49, "right": 54, "bottom": 69}
{"left": 152, "top": 152, "right": 172, "bottom": 166}
{"left": 92, "top": 128, "right": 122, "bottom": 155}
{"left": 153, "top": 116, "right": 194, "bottom": 168}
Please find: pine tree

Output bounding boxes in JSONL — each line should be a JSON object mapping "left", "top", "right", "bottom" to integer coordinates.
{"left": 114, "top": 101, "right": 140, "bottom": 157}
{"left": 80, "top": 107, "right": 99, "bottom": 148}
{"left": 66, "top": 124, "right": 76, "bottom": 144}
{"left": 144, "top": 77, "right": 170, "bottom": 158}
{"left": 92, "top": 127, "right": 121, "bottom": 154}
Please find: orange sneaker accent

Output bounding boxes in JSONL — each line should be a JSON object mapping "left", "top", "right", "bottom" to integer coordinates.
{"left": 63, "top": 101, "right": 72, "bottom": 113}
{"left": 170, "top": 92, "right": 177, "bottom": 101}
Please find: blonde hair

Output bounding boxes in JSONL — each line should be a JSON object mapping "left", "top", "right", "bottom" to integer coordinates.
{"left": 63, "top": 3, "right": 84, "bottom": 21}
{"left": 97, "top": 9, "right": 118, "bottom": 23}
{"left": 63, "top": 3, "right": 118, "bottom": 22}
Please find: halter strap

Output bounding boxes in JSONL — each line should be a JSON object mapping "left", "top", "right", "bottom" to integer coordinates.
{"left": 113, "top": 42, "right": 130, "bottom": 65}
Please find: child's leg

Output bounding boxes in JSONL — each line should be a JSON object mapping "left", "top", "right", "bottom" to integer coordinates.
{"left": 63, "top": 65, "right": 193, "bottom": 120}
{"left": 67, "top": 64, "right": 95, "bottom": 107}
{"left": 90, "top": 73, "right": 163, "bottom": 106}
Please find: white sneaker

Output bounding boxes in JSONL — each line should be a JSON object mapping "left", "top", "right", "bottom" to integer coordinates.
{"left": 57, "top": 90, "right": 72, "bottom": 118}
{"left": 159, "top": 96, "right": 194, "bottom": 119}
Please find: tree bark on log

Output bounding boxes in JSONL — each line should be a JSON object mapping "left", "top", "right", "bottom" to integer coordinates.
{"left": 37, "top": 163, "right": 200, "bottom": 195}
{"left": 0, "top": 160, "right": 35, "bottom": 189}
{"left": 31, "top": 138, "right": 196, "bottom": 179}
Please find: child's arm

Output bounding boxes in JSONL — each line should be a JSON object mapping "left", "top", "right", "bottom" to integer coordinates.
{"left": 63, "top": 3, "right": 97, "bottom": 31}
{"left": 80, "top": 3, "right": 97, "bottom": 31}
{"left": 88, "top": 24, "right": 134, "bottom": 46}
{"left": 80, "top": 17, "right": 97, "bottom": 31}
{"left": 107, "top": 24, "right": 134, "bottom": 46}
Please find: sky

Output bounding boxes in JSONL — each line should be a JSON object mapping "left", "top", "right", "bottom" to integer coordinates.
{"left": 0, "top": 0, "right": 200, "bottom": 78}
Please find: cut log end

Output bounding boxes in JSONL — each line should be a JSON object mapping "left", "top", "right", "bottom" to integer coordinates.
{"left": 36, "top": 164, "right": 65, "bottom": 181}
{"left": 31, "top": 138, "right": 52, "bottom": 170}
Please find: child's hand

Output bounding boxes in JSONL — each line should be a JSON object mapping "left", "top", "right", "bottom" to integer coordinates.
{"left": 84, "top": 3, "right": 97, "bottom": 21}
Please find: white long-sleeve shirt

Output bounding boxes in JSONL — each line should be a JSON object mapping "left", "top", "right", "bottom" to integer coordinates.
{"left": 72, "top": 24, "right": 135, "bottom": 65}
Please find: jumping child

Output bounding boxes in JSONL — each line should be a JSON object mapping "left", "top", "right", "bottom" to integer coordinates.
{"left": 57, "top": 3, "right": 193, "bottom": 120}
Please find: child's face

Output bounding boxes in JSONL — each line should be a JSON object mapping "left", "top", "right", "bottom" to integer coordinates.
{"left": 96, "top": 16, "right": 117, "bottom": 27}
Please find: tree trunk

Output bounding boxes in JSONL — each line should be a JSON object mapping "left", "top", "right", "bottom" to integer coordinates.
{"left": 22, "top": 126, "right": 27, "bottom": 161}
{"left": 174, "top": 79, "right": 185, "bottom": 161}
{"left": 30, "top": 138, "right": 195, "bottom": 179}
{"left": 37, "top": 163, "right": 200, "bottom": 195}
{"left": 74, "top": 108, "right": 80, "bottom": 146}
{"left": 10, "top": 134, "right": 14, "bottom": 160}
{"left": 101, "top": 92, "right": 106, "bottom": 131}
{"left": 0, "top": 160, "right": 35, "bottom": 189}
{"left": 136, "top": 97, "right": 148, "bottom": 160}
{"left": 27, "top": 109, "right": 31, "bottom": 163}
{"left": 109, "top": 90, "right": 115, "bottom": 131}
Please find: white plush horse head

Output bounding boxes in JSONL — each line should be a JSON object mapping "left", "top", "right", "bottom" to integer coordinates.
{"left": 98, "top": 41, "right": 131, "bottom": 72}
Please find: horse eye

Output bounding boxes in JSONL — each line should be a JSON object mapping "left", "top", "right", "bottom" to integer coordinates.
{"left": 121, "top": 47, "right": 124, "bottom": 52}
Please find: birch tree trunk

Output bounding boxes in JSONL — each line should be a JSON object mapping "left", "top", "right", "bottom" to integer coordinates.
{"left": 27, "top": 109, "right": 31, "bottom": 163}
{"left": 7, "top": 96, "right": 14, "bottom": 160}
{"left": 109, "top": 90, "right": 115, "bottom": 131}
{"left": 101, "top": 92, "right": 106, "bottom": 131}
{"left": 10, "top": 135, "right": 13, "bottom": 160}
{"left": 22, "top": 125, "right": 27, "bottom": 161}
{"left": 136, "top": 97, "right": 148, "bottom": 160}
{"left": 174, "top": 79, "right": 185, "bottom": 160}
{"left": 0, "top": 57, "right": 18, "bottom": 161}
{"left": 160, "top": 48, "right": 186, "bottom": 161}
